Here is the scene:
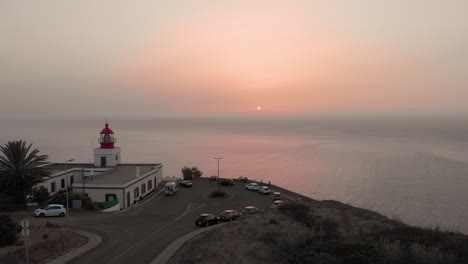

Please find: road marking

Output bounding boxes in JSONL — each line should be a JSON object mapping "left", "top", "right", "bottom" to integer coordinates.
{"left": 106, "top": 202, "right": 205, "bottom": 264}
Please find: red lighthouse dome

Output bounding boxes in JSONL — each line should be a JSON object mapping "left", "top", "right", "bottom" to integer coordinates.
{"left": 99, "top": 123, "right": 116, "bottom": 149}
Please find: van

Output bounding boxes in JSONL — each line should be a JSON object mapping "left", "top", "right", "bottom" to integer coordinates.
{"left": 165, "top": 182, "right": 178, "bottom": 196}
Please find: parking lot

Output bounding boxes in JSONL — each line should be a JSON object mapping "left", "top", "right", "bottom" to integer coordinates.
{"left": 20, "top": 180, "right": 283, "bottom": 264}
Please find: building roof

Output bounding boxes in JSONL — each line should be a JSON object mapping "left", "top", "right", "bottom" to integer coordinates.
{"left": 100, "top": 123, "right": 114, "bottom": 134}
{"left": 83, "top": 164, "right": 160, "bottom": 185}
{"left": 43, "top": 163, "right": 95, "bottom": 176}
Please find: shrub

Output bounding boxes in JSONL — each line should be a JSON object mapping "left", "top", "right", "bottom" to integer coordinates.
{"left": 49, "top": 191, "right": 97, "bottom": 210}
{"left": 181, "top": 166, "right": 203, "bottom": 180}
{"left": 269, "top": 218, "right": 278, "bottom": 225}
{"left": 0, "top": 215, "right": 20, "bottom": 247}
{"left": 33, "top": 186, "right": 50, "bottom": 205}
{"left": 46, "top": 221, "right": 59, "bottom": 228}
{"left": 258, "top": 230, "right": 281, "bottom": 244}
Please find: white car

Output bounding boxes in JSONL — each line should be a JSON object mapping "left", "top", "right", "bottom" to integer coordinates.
{"left": 34, "top": 204, "right": 66, "bottom": 217}
{"left": 258, "top": 186, "right": 271, "bottom": 194}
{"left": 271, "top": 200, "right": 285, "bottom": 209}
{"left": 245, "top": 183, "right": 259, "bottom": 191}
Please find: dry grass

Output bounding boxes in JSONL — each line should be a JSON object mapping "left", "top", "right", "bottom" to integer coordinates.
{"left": 168, "top": 198, "right": 468, "bottom": 264}
{"left": 0, "top": 223, "right": 88, "bottom": 264}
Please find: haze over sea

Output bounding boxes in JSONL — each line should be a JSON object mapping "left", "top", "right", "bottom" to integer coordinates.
{"left": 1, "top": 114, "right": 467, "bottom": 233}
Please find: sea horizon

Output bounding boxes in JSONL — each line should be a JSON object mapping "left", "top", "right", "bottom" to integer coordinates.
{"left": 1, "top": 114, "right": 467, "bottom": 233}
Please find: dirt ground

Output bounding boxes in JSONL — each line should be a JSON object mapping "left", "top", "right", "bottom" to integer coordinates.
{"left": 0, "top": 221, "right": 88, "bottom": 264}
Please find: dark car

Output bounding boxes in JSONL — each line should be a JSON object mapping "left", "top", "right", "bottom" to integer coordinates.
{"left": 220, "top": 179, "right": 234, "bottom": 186}
{"left": 242, "top": 206, "right": 259, "bottom": 215}
{"left": 220, "top": 210, "right": 242, "bottom": 222}
{"left": 195, "top": 214, "right": 220, "bottom": 227}
{"left": 179, "top": 181, "right": 193, "bottom": 188}
{"left": 239, "top": 176, "right": 248, "bottom": 183}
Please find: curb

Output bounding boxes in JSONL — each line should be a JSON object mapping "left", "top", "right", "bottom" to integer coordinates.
{"left": 46, "top": 229, "right": 102, "bottom": 264}
{"left": 151, "top": 223, "right": 226, "bottom": 264}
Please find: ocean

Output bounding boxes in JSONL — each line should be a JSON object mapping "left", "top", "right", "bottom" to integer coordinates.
{"left": 1, "top": 115, "right": 467, "bottom": 233}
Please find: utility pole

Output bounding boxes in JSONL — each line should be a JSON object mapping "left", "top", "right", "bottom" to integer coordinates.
{"left": 213, "top": 157, "right": 223, "bottom": 191}
{"left": 64, "top": 159, "right": 74, "bottom": 216}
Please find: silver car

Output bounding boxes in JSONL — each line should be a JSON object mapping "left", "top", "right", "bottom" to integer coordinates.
{"left": 271, "top": 200, "right": 285, "bottom": 209}
{"left": 258, "top": 186, "right": 271, "bottom": 194}
{"left": 34, "top": 204, "right": 66, "bottom": 217}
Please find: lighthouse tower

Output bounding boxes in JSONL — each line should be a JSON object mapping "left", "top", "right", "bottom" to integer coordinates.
{"left": 93, "top": 123, "right": 121, "bottom": 167}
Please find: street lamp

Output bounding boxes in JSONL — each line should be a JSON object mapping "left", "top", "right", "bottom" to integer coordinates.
{"left": 64, "top": 159, "right": 74, "bottom": 216}
{"left": 213, "top": 157, "right": 223, "bottom": 191}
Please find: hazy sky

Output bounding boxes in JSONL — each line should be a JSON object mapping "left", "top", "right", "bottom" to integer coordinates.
{"left": 1, "top": 0, "right": 467, "bottom": 118}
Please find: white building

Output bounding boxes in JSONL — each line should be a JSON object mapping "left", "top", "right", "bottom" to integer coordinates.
{"left": 36, "top": 123, "right": 163, "bottom": 210}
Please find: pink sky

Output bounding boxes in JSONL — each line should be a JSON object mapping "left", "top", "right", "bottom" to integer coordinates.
{"left": 1, "top": 0, "right": 467, "bottom": 117}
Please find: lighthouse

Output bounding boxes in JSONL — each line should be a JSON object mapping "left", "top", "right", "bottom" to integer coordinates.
{"left": 93, "top": 123, "right": 121, "bottom": 167}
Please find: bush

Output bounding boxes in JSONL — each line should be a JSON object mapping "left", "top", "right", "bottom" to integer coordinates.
{"left": 181, "top": 166, "right": 203, "bottom": 180}
{"left": 33, "top": 186, "right": 50, "bottom": 206}
{"left": 279, "top": 202, "right": 340, "bottom": 237}
{"left": 269, "top": 218, "right": 278, "bottom": 225}
{"left": 46, "top": 221, "right": 59, "bottom": 229}
{"left": 49, "top": 191, "right": 97, "bottom": 210}
{"left": 0, "top": 215, "right": 20, "bottom": 247}
{"left": 210, "top": 190, "right": 226, "bottom": 197}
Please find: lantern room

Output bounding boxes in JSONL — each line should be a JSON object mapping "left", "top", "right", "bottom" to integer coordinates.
{"left": 94, "top": 123, "right": 121, "bottom": 167}
{"left": 99, "top": 123, "right": 116, "bottom": 149}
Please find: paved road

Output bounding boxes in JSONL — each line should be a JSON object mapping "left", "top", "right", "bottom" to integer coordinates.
{"left": 20, "top": 181, "right": 278, "bottom": 264}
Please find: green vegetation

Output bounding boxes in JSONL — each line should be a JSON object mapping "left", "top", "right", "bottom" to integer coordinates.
{"left": 171, "top": 201, "right": 468, "bottom": 264}
{"left": 271, "top": 202, "right": 468, "bottom": 264}
{"left": 49, "top": 191, "right": 98, "bottom": 210}
{"left": 32, "top": 186, "right": 50, "bottom": 206}
{"left": 0, "top": 140, "right": 51, "bottom": 204}
{"left": 181, "top": 166, "right": 203, "bottom": 180}
{"left": 0, "top": 215, "right": 20, "bottom": 247}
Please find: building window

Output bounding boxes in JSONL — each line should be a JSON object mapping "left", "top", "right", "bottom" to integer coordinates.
{"left": 134, "top": 187, "right": 139, "bottom": 199}
{"left": 116, "top": 155, "right": 118, "bottom": 160}
{"left": 148, "top": 180, "right": 152, "bottom": 190}
{"left": 51, "top": 182, "right": 56, "bottom": 192}
{"left": 70, "top": 175, "right": 74, "bottom": 184}
{"left": 61, "top": 179, "right": 65, "bottom": 189}
{"left": 141, "top": 183, "right": 146, "bottom": 194}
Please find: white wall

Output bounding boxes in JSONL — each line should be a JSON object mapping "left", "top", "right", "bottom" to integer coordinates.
{"left": 93, "top": 147, "right": 121, "bottom": 167}
{"left": 123, "top": 168, "right": 160, "bottom": 208}
{"left": 37, "top": 170, "right": 81, "bottom": 195}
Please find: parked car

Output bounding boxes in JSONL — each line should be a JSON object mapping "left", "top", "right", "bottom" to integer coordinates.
{"left": 258, "top": 186, "right": 271, "bottom": 194}
{"left": 271, "top": 200, "right": 286, "bottom": 209}
{"left": 165, "top": 181, "right": 178, "bottom": 196}
{"left": 34, "top": 204, "right": 66, "bottom": 217}
{"left": 220, "top": 179, "right": 234, "bottom": 186}
{"left": 220, "top": 210, "right": 242, "bottom": 221}
{"left": 210, "top": 176, "right": 218, "bottom": 182}
{"left": 242, "top": 206, "right": 259, "bottom": 215}
{"left": 195, "top": 214, "right": 220, "bottom": 227}
{"left": 273, "top": 192, "right": 281, "bottom": 201}
{"left": 179, "top": 181, "right": 193, "bottom": 188}
{"left": 245, "top": 183, "right": 259, "bottom": 191}
{"left": 239, "top": 176, "right": 249, "bottom": 183}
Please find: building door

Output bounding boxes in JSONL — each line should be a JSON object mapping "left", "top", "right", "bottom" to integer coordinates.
{"left": 126, "top": 191, "right": 130, "bottom": 207}
{"left": 101, "top": 156, "right": 107, "bottom": 167}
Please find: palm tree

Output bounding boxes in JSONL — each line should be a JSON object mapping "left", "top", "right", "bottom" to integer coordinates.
{"left": 0, "top": 140, "right": 50, "bottom": 203}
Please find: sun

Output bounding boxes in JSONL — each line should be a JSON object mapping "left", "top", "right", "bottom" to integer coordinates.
{"left": 257, "top": 106, "right": 262, "bottom": 110}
